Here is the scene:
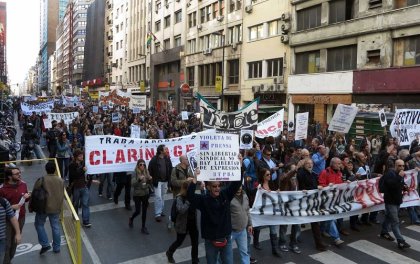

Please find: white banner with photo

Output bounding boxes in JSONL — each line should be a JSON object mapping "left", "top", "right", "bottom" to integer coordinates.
{"left": 328, "top": 104, "right": 358, "bottom": 133}
{"left": 21, "top": 100, "right": 54, "bottom": 115}
{"left": 295, "top": 112, "right": 309, "bottom": 140}
{"left": 255, "top": 109, "right": 284, "bottom": 139}
{"left": 250, "top": 170, "right": 420, "bottom": 226}
{"left": 46, "top": 112, "right": 79, "bottom": 125}
{"left": 129, "top": 95, "right": 147, "bottom": 110}
{"left": 390, "top": 109, "right": 420, "bottom": 146}
{"left": 130, "top": 125, "right": 140, "bottom": 138}
{"left": 240, "top": 130, "right": 254, "bottom": 149}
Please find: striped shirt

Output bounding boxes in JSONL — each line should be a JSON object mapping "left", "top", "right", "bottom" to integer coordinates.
{"left": 0, "top": 198, "right": 15, "bottom": 239}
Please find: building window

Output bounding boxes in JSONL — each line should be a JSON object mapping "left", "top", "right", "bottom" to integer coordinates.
{"left": 297, "top": 5, "right": 321, "bottom": 31}
{"left": 155, "top": 42, "right": 161, "bottom": 53}
{"left": 187, "top": 67, "right": 195, "bottom": 86}
{"left": 229, "top": 0, "right": 235, "bottom": 13}
{"left": 156, "top": 0, "right": 161, "bottom": 10}
{"left": 268, "top": 20, "right": 281, "bottom": 37}
{"left": 407, "top": 0, "right": 420, "bottom": 6}
{"left": 327, "top": 45, "right": 357, "bottom": 71}
{"left": 248, "top": 61, "right": 262, "bottom": 78}
{"left": 199, "top": 63, "right": 222, "bottom": 86}
{"left": 164, "top": 15, "right": 171, "bottom": 28}
{"left": 267, "top": 58, "right": 283, "bottom": 77}
{"left": 400, "top": 35, "right": 420, "bottom": 66}
{"left": 200, "top": 8, "right": 206, "bottom": 23}
{"left": 295, "top": 50, "right": 321, "bottom": 74}
{"left": 329, "top": 0, "right": 355, "bottom": 24}
{"left": 188, "top": 39, "right": 196, "bottom": 53}
{"left": 188, "top": 12, "right": 197, "bottom": 28}
{"left": 206, "top": 5, "right": 211, "bottom": 21}
{"left": 174, "top": 35, "right": 181, "bottom": 47}
{"left": 155, "top": 20, "right": 161, "bottom": 31}
{"left": 175, "top": 10, "right": 182, "bottom": 23}
{"left": 213, "top": 2, "right": 219, "bottom": 19}
{"left": 236, "top": 0, "right": 242, "bottom": 10}
{"left": 249, "top": 24, "right": 263, "bottom": 41}
{"left": 163, "top": 38, "right": 170, "bottom": 50}
{"left": 228, "top": 59, "right": 239, "bottom": 84}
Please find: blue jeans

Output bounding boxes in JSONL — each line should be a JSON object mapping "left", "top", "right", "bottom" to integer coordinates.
{"left": 279, "top": 224, "right": 300, "bottom": 246}
{"left": 381, "top": 204, "right": 404, "bottom": 241}
{"left": 204, "top": 236, "right": 233, "bottom": 264}
{"left": 57, "top": 157, "right": 70, "bottom": 179}
{"left": 407, "top": 207, "right": 420, "bottom": 224}
{"left": 34, "top": 144, "right": 45, "bottom": 159}
{"left": 73, "top": 187, "right": 90, "bottom": 223}
{"left": 35, "top": 213, "right": 61, "bottom": 251}
{"left": 231, "top": 229, "right": 249, "bottom": 264}
{"left": 0, "top": 238, "right": 5, "bottom": 262}
{"left": 154, "top": 181, "right": 167, "bottom": 217}
{"left": 99, "top": 173, "right": 113, "bottom": 198}
{"left": 321, "top": 220, "right": 340, "bottom": 240}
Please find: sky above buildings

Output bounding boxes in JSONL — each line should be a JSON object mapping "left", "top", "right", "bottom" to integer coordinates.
{"left": 6, "top": 0, "right": 40, "bottom": 93}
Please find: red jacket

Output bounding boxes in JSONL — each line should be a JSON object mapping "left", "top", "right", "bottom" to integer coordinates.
{"left": 318, "top": 167, "right": 343, "bottom": 187}
{"left": 0, "top": 180, "right": 29, "bottom": 219}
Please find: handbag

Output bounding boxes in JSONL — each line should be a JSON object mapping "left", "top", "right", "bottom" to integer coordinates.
{"left": 211, "top": 238, "right": 227, "bottom": 248}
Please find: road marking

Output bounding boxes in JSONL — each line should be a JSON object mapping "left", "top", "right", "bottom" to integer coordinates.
{"left": 81, "top": 228, "right": 102, "bottom": 264}
{"left": 310, "top": 251, "right": 357, "bottom": 264}
{"left": 406, "top": 224, "right": 420, "bottom": 234}
{"left": 348, "top": 240, "right": 419, "bottom": 264}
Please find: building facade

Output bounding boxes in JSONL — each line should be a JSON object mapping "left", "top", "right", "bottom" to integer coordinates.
{"left": 0, "top": 2, "right": 7, "bottom": 85}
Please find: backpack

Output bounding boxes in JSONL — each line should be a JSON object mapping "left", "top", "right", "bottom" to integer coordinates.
{"left": 29, "top": 177, "right": 47, "bottom": 213}
{"left": 378, "top": 175, "right": 386, "bottom": 193}
{"left": 170, "top": 197, "right": 178, "bottom": 223}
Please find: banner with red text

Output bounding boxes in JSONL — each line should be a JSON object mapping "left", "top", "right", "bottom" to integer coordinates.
{"left": 255, "top": 109, "right": 284, "bottom": 138}
{"left": 84, "top": 134, "right": 200, "bottom": 174}
{"left": 250, "top": 170, "right": 420, "bottom": 226}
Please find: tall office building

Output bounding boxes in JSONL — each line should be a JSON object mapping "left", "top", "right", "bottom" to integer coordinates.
{"left": 0, "top": 2, "right": 7, "bottom": 84}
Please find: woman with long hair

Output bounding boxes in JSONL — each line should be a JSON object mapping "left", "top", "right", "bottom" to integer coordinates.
{"left": 166, "top": 180, "right": 199, "bottom": 264}
{"left": 56, "top": 131, "right": 72, "bottom": 180}
{"left": 129, "top": 159, "right": 153, "bottom": 234}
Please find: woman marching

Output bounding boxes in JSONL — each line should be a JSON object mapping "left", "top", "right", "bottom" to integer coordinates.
{"left": 166, "top": 180, "right": 199, "bottom": 264}
{"left": 129, "top": 159, "right": 152, "bottom": 234}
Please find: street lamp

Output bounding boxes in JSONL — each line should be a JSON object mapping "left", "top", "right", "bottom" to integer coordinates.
{"left": 212, "top": 31, "right": 225, "bottom": 111}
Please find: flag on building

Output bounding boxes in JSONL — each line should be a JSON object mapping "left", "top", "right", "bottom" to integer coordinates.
{"left": 146, "top": 31, "right": 157, "bottom": 47}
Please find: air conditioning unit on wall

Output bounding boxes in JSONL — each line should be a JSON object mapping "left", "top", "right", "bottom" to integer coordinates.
{"left": 252, "top": 85, "right": 260, "bottom": 93}
{"left": 245, "top": 5, "right": 253, "bottom": 13}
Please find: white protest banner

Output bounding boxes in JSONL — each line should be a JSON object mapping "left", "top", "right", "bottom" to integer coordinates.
{"left": 93, "top": 106, "right": 99, "bottom": 113}
{"left": 187, "top": 149, "right": 198, "bottom": 173}
{"left": 197, "top": 133, "right": 241, "bottom": 181}
{"left": 46, "top": 112, "right": 79, "bottom": 125}
{"left": 250, "top": 170, "right": 420, "bottom": 226}
{"left": 112, "top": 113, "right": 120, "bottom": 123}
{"left": 84, "top": 134, "right": 202, "bottom": 174}
{"left": 295, "top": 112, "right": 309, "bottom": 140}
{"left": 240, "top": 130, "right": 254, "bottom": 149}
{"left": 129, "top": 95, "right": 147, "bottom": 110}
{"left": 390, "top": 109, "right": 420, "bottom": 146}
{"left": 379, "top": 109, "right": 387, "bottom": 127}
{"left": 130, "top": 125, "right": 140, "bottom": 138}
{"left": 255, "top": 109, "right": 284, "bottom": 139}
{"left": 21, "top": 100, "right": 54, "bottom": 115}
{"left": 198, "top": 93, "right": 259, "bottom": 133}
{"left": 328, "top": 104, "right": 358, "bottom": 133}
{"left": 133, "top": 107, "right": 140, "bottom": 114}
{"left": 181, "top": 111, "right": 189, "bottom": 121}
{"left": 43, "top": 118, "right": 52, "bottom": 129}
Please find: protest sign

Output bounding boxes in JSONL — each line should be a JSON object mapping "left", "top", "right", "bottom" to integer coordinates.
{"left": 21, "top": 100, "right": 54, "bottom": 115}
{"left": 133, "top": 107, "right": 140, "bottom": 114}
{"left": 198, "top": 93, "right": 259, "bottom": 133}
{"left": 130, "top": 125, "right": 140, "bottom": 138}
{"left": 112, "top": 112, "right": 120, "bottom": 123}
{"left": 93, "top": 123, "right": 104, "bottom": 135}
{"left": 240, "top": 130, "right": 254, "bottom": 149}
{"left": 102, "top": 106, "right": 108, "bottom": 111}
{"left": 181, "top": 111, "right": 189, "bottom": 121}
{"left": 100, "top": 89, "right": 131, "bottom": 107}
{"left": 43, "top": 118, "right": 52, "bottom": 129}
{"left": 197, "top": 133, "right": 241, "bottom": 181}
{"left": 295, "top": 112, "right": 309, "bottom": 140}
{"left": 328, "top": 104, "right": 358, "bottom": 133}
{"left": 92, "top": 106, "right": 99, "bottom": 113}
{"left": 255, "top": 109, "right": 284, "bottom": 138}
{"left": 129, "top": 95, "right": 147, "bottom": 110}
{"left": 46, "top": 112, "right": 79, "bottom": 125}
{"left": 186, "top": 149, "right": 198, "bottom": 173}
{"left": 84, "top": 134, "right": 201, "bottom": 174}
{"left": 251, "top": 170, "right": 420, "bottom": 226}
{"left": 390, "top": 109, "right": 420, "bottom": 146}
{"left": 379, "top": 109, "right": 387, "bottom": 127}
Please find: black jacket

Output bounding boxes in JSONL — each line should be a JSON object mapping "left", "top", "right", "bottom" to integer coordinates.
{"left": 383, "top": 169, "right": 405, "bottom": 205}
{"left": 187, "top": 179, "right": 242, "bottom": 240}
{"left": 296, "top": 168, "right": 318, "bottom": 190}
{"left": 148, "top": 155, "right": 173, "bottom": 187}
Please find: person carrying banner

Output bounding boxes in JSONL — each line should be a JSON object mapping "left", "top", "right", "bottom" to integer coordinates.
{"left": 317, "top": 157, "right": 345, "bottom": 246}
{"left": 113, "top": 171, "right": 132, "bottom": 210}
{"left": 187, "top": 168, "right": 243, "bottom": 264}
{"left": 312, "top": 145, "right": 327, "bottom": 176}
{"left": 296, "top": 158, "right": 328, "bottom": 251}
{"left": 170, "top": 155, "right": 194, "bottom": 198}
{"left": 148, "top": 144, "right": 173, "bottom": 222}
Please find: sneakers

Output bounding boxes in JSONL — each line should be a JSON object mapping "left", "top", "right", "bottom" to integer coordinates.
{"left": 128, "top": 217, "right": 133, "bottom": 228}
{"left": 339, "top": 229, "right": 350, "bottom": 236}
{"left": 334, "top": 239, "right": 344, "bottom": 246}
{"left": 321, "top": 232, "right": 331, "bottom": 238}
{"left": 250, "top": 257, "right": 258, "bottom": 264}
{"left": 279, "top": 244, "right": 289, "bottom": 252}
{"left": 398, "top": 240, "right": 411, "bottom": 249}
{"left": 40, "top": 245, "right": 51, "bottom": 255}
{"left": 380, "top": 233, "right": 395, "bottom": 241}
{"left": 290, "top": 245, "right": 302, "bottom": 254}
{"left": 98, "top": 194, "right": 103, "bottom": 197}
{"left": 141, "top": 227, "right": 150, "bottom": 235}
{"left": 166, "top": 250, "right": 175, "bottom": 263}
{"left": 83, "top": 222, "right": 92, "bottom": 228}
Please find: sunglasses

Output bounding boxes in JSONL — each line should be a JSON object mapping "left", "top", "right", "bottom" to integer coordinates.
{"left": 265, "top": 173, "right": 271, "bottom": 176}
{"left": 210, "top": 185, "right": 221, "bottom": 188}
{"left": 138, "top": 163, "right": 146, "bottom": 167}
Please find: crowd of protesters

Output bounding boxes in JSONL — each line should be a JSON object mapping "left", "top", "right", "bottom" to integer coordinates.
{"left": 0, "top": 97, "right": 418, "bottom": 263}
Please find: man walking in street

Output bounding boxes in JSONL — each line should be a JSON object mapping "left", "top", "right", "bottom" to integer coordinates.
{"left": 33, "top": 162, "right": 65, "bottom": 254}
{"left": 0, "top": 167, "right": 30, "bottom": 263}
{"left": 148, "top": 144, "right": 172, "bottom": 222}
{"left": 0, "top": 197, "right": 22, "bottom": 261}
{"left": 379, "top": 159, "right": 411, "bottom": 249}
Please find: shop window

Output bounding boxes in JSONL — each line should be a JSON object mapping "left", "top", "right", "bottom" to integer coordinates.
{"left": 327, "top": 45, "right": 357, "bottom": 71}
{"left": 297, "top": 5, "right": 321, "bottom": 31}
{"left": 295, "top": 51, "right": 320, "bottom": 74}
{"left": 329, "top": 0, "right": 355, "bottom": 24}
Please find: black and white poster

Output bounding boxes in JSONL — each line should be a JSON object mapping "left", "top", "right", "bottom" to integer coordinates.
{"left": 240, "top": 129, "right": 254, "bottom": 149}
{"left": 379, "top": 109, "right": 387, "bottom": 127}
{"left": 390, "top": 109, "right": 420, "bottom": 146}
